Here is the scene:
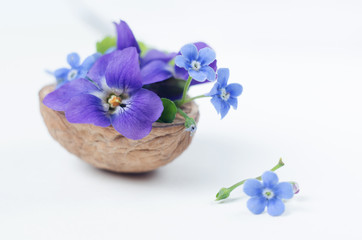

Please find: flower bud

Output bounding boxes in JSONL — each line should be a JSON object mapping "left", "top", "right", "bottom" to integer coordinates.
{"left": 185, "top": 117, "right": 197, "bottom": 136}
{"left": 292, "top": 182, "right": 300, "bottom": 194}
{"left": 216, "top": 187, "right": 231, "bottom": 201}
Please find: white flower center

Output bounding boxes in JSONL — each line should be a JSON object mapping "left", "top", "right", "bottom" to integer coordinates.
{"left": 67, "top": 69, "right": 78, "bottom": 80}
{"left": 220, "top": 88, "right": 230, "bottom": 101}
{"left": 262, "top": 189, "right": 275, "bottom": 199}
{"left": 191, "top": 60, "right": 201, "bottom": 71}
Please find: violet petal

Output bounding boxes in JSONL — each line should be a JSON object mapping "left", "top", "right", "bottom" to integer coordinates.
{"left": 43, "top": 78, "right": 100, "bottom": 111}
{"left": 105, "top": 47, "right": 143, "bottom": 92}
{"left": 141, "top": 49, "right": 176, "bottom": 67}
{"left": 114, "top": 20, "right": 140, "bottom": 53}
{"left": 87, "top": 50, "right": 124, "bottom": 87}
{"left": 65, "top": 93, "right": 111, "bottom": 127}
{"left": 141, "top": 60, "right": 173, "bottom": 85}
{"left": 110, "top": 88, "right": 163, "bottom": 140}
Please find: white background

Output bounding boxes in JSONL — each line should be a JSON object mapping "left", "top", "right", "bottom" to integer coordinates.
{"left": 1, "top": 0, "right": 362, "bottom": 239}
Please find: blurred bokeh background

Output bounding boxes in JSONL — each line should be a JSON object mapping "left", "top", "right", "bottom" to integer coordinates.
{"left": 1, "top": 0, "right": 361, "bottom": 239}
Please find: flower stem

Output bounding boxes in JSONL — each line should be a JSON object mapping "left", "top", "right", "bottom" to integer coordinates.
{"left": 182, "top": 95, "right": 209, "bottom": 104}
{"left": 177, "top": 107, "right": 197, "bottom": 135}
{"left": 215, "top": 158, "right": 285, "bottom": 201}
{"left": 177, "top": 108, "right": 189, "bottom": 119}
{"left": 179, "top": 76, "right": 193, "bottom": 106}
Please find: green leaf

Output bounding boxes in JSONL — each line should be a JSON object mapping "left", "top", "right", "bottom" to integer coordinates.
{"left": 138, "top": 41, "right": 149, "bottom": 57}
{"left": 157, "top": 98, "right": 177, "bottom": 123}
{"left": 96, "top": 36, "right": 116, "bottom": 54}
{"left": 168, "top": 58, "right": 175, "bottom": 67}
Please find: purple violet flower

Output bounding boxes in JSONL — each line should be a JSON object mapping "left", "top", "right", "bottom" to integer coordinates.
{"left": 243, "top": 171, "right": 294, "bottom": 216}
{"left": 114, "top": 20, "right": 176, "bottom": 85}
{"left": 43, "top": 47, "right": 163, "bottom": 140}
{"left": 207, "top": 68, "right": 243, "bottom": 119}
{"left": 53, "top": 52, "right": 100, "bottom": 88}
{"left": 174, "top": 42, "right": 217, "bottom": 84}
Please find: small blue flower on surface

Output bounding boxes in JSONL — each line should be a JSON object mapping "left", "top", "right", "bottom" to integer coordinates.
{"left": 175, "top": 43, "right": 216, "bottom": 82}
{"left": 53, "top": 52, "right": 100, "bottom": 88}
{"left": 243, "top": 171, "right": 294, "bottom": 216}
{"left": 207, "top": 68, "right": 243, "bottom": 119}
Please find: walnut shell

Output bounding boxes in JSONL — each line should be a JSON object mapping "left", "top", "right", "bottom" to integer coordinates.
{"left": 39, "top": 85, "right": 199, "bottom": 173}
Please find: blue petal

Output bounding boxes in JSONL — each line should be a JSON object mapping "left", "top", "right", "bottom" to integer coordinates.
{"left": 194, "top": 42, "right": 218, "bottom": 73}
{"left": 188, "top": 69, "right": 207, "bottom": 82}
{"left": 226, "top": 83, "right": 243, "bottom": 97}
{"left": 198, "top": 47, "right": 216, "bottom": 66}
{"left": 243, "top": 179, "right": 263, "bottom": 197}
{"left": 274, "top": 182, "right": 294, "bottom": 199}
{"left": 200, "top": 65, "right": 216, "bottom": 81}
{"left": 65, "top": 94, "right": 111, "bottom": 127}
{"left": 114, "top": 20, "right": 140, "bottom": 53}
{"left": 175, "top": 55, "right": 189, "bottom": 70}
{"left": 211, "top": 96, "right": 223, "bottom": 114}
{"left": 77, "top": 68, "right": 88, "bottom": 79}
{"left": 67, "top": 53, "right": 80, "bottom": 68}
{"left": 247, "top": 197, "right": 267, "bottom": 214}
{"left": 207, "top": 82, "right": 220, "bottom": 97}
{"left": 54, "top": 68, "right": 69, "bottom": 79}
{"left": 105, "top": 47, "right": 142, "bottom": 92}
{"left": 141, "top": 60, "right": 173, "bottom": 85}
{"left": 227, "top": 97, "right": 238, "bottom": 110}
{"left": 54, "top": 68, "right": 69, "bottom": 87}
{"left": 219, "top": 100, "right": 230, "bottom": 119}
{"left": 217, "top": 68, "right": 229, "bottom": 88}
{"left": 180, "top": 44, "right": 198, "bottom": 61}
{"left": 262, "top": 171, "right": 279, "bottom": 188}
{"left": 81, "top": 53, "right": 101, "bottom": 70}
{"left": 267, "top": 198, "right": 285, "bottom": 216}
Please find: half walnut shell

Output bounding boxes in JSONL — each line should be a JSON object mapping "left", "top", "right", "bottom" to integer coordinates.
{"left": 39, "top": 85, "right": 199, "bottom": 173}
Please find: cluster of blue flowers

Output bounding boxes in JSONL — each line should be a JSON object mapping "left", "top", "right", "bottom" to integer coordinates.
{"left": 44, "top": 20, "right": 243, "bottom": 140}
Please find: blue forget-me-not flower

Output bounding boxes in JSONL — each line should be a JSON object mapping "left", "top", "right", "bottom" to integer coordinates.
{"left": 52, "top": 52, "right": 100, "bottom": 88}
{"left": 207, "top": 68, "right": 243, "bottom": 119}
{"left": 174, "top": 43, "right": 216, "bottom": 82}
{"left": 243, "top": 171, "right": 294, "bottom": 216}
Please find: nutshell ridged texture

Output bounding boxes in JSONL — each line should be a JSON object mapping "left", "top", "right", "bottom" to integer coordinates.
{"left": 39, "top": 85, "right": 199, "bottom": 173}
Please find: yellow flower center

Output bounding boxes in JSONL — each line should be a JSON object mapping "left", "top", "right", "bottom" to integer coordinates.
{"left": 108, "top": 95, "right": 122, "bottom": 108}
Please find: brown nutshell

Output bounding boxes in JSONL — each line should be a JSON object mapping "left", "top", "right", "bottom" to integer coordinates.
{"left": 39, "top": 85, "right": 199, "bottom": 173}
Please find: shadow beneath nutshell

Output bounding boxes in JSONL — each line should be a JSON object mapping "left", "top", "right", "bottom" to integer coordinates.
{"left": 100, "top": 168, "right": 159, "bottom": 180}
{"left": 82, "top": 163, "right": 160, "bottom": 182}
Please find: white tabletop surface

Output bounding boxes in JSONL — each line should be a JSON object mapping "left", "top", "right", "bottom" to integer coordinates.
{"left": 1, "top": 0, "right": 362, "bottom": 239}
